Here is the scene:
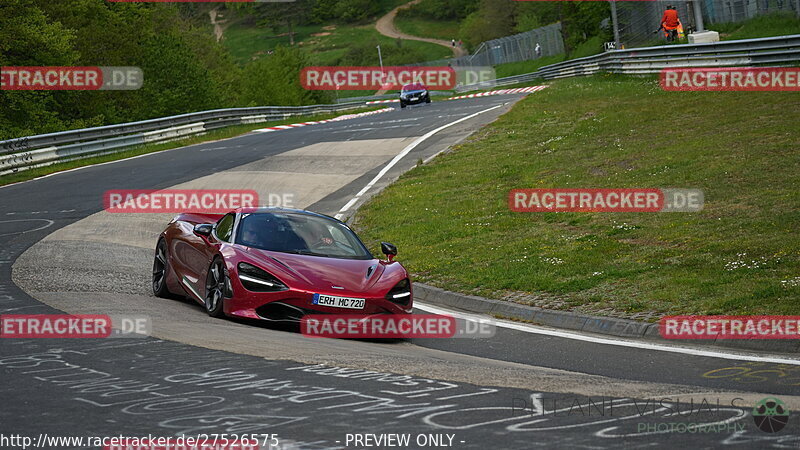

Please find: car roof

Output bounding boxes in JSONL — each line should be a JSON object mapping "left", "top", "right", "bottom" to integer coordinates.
{"left": 233, "top": 206, "right": 344, "bottom": 224}
{"left": 402, "top": 83, "right": 426, "bottom": 90}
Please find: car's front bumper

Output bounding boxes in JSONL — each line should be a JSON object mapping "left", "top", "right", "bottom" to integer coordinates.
{"left": 224, "top": 288, "right": 414, "bottom": 321}
{"left": 401, "top": 94, "right": 429, "bottom": 105}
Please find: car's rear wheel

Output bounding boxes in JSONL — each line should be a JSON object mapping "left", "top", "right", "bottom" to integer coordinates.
{"left": 204, "top": 257, "right": 227, "bottom": 318}
{"left": 152, "top": 239, "right": 173, "bottom": 298}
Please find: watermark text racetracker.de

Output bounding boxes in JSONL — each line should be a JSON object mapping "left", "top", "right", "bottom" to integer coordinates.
{"left": 0, "top": 434, "right": 276, "bottom": 450}
{"left": 509, "top": 188, "right": 703, "bottom": 212}
{"left": 1, "top": 67, "right": 142, "bottom": 90}
{"left": 661, "top": 67, "right": 800, "bottom": 91}
{"left": 0, "top": 314, "right": 151, "bottom": 339}
{"left": 300, "top": 66, "right": 496, "bottom": 90}
{"left": 103, "top": 189, "right": 295, "bottom": 213}
{"left": 661, "top": 315, "right": 800, "bottom": 339}
{"left": 301, "top": 314, "right": 496, "bottom": 339}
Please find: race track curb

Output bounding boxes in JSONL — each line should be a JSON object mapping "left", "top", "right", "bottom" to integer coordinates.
{"left": 414, "top": 283, "right": 800, "bottom": 354}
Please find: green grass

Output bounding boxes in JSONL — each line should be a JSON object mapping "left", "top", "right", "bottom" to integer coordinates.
{"left": 494, "top": 13, "right": 800, "bottom": 80}
{"left": 0, "top": 108, "right": 379, "bottom": 187}
{"left": 492, "top": 37, "right": 604, "bottom": 78}
{"left": 353, "top": 75, "right": 800, "bottom": 319}
{"left": 223, "top": 23, "right": 327, "bottom": 64}
{"left": 494, "top": 55, "right": 566, "bottom": 78}
{"left": 715, "top": 11, "right": 800, "bottom": 40}
{"left": 394, "top": 16, "right": 461, "bottom": 42}
{"left": 304, "top": 25, "right": 453, "bottom": 65}
{"left": 222, "top": 21, "right": 453, "bottom": 66}
{"left": 569, "top": 36, "right": 606, "bottom": 59}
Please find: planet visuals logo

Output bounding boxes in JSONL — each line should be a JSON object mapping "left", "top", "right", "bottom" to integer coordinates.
{"left": 752, "top": 397, "right": 790, "bottom": 433}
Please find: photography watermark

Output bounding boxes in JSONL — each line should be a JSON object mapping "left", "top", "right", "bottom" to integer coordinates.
{"left": 635, "top": 422, "right": 746, "bottom": 434}
{"left": 753, "top": 397, "right": 790, "bottom": 433}
{"left": 102, "top": 189, "right": 287, "bottom": 213}
{"left": 661, "top": 67, "right": 800, "bottom": 91}
{"left": 0, "top": 314, "right": 151, "bottom": 339}
{"left": 511, "top": 394, "right": 752, "bottom": 435}
{"left": 301, "top": 314, "right": 495, "bottom": 339}
{"left": 509, "top": 188, "right": 703, "bottom": 212}
{"left": 512, "top": 395, "right": 747, "bottom": 417}
{"left": 660, "top": 316, "right": 800, "bottom": 339}
{"left": 1, "top": 66, "right": 142, "bottom": 90}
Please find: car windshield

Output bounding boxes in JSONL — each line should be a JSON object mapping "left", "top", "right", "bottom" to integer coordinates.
{"left": 402, "top": 84, "right": 425, "bottom": 93}
{"left": 235, "top": 212, "right": 373, "bottom": 260}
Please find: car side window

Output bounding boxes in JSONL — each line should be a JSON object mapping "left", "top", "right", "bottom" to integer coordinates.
{"left": 215, "top": 214, "right": 235, "bottom": 242}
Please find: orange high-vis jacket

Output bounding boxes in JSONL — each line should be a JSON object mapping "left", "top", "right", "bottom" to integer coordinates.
{"left": 661, "top": 9, "right": 680, "bottom": 30}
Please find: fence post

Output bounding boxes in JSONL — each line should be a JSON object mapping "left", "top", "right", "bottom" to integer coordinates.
{"left": 693, "top": 0, "right": 706, "bottom": 32}
{"left": 610, "top": 0, "right": 621, "bottom": 49}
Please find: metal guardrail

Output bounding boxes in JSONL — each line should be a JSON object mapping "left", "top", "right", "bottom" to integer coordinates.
{"left": 5, "top": 34, "right": 797, "bottom": 175}
{"left": 455, "top": 34, "right": 800, "bottom": 92}
{"left": 0, "top": 102, "right": 366, "bottom": 175}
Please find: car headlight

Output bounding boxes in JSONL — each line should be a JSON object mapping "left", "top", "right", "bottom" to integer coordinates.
{"left": 237, "top": 263, "right": 288, "bottom": 292}
{"left": 385, "top": 278, "right": 411, "bottom": 305}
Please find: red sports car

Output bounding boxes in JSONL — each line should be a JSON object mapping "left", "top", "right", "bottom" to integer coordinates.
{"left": 152, "top": 208, "right": 413, "bottom": 321}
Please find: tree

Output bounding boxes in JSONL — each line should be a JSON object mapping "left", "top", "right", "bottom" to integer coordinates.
{"left": 241, "top": 47, "right": 331, "bottom": 106}
{"left": 458, "top": 0, "right": 515, "bottom": 49}
{"left": 0, "top": 0, "right": 80, "bottom": 139}
{"left": 255, "top": 0, "right": 314, "bottom": 46}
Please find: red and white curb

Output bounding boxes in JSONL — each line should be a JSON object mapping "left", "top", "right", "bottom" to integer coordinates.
{"left": 365, "top": 99, "right": 400, "bottom": 104}
{"left": 252, "top": 107, "right": 393, "bottom": 133}
{"left": 447, "top": 85, "right": 547, "bottom": 100}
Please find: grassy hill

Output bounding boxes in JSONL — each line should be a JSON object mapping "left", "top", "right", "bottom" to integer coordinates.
{"left": 204, "top": 0, "right": 453, "bottom": 67}
{"left": 394, "top": 16, "right": 461, "bottom": 42}
{"left": 222, "top": 21, "right": 453, "bottom": 66}
{"left": 353, "top": 75, "right": 800, "bottom": 320}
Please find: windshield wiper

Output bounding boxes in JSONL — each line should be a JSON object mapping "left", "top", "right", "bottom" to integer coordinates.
{"left": 284, "top": 250, "right": 330, "bottom": 257}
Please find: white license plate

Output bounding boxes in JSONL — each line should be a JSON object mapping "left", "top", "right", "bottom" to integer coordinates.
{"left": 312, "top": 293, "right": 365, "bottom": 310}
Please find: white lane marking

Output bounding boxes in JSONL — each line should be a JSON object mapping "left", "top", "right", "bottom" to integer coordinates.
{"left": 334, "top": 104, "right": 504, "bottom": 220}
{"left": 0, "top": 218, "right": 55, "bottom": 237}
{"left": 424, "top": 100, "right": 510, "bottom": 165}
{"left": 332, "top": 125, "right": 415, "bottom": 133}
{"left": 414, "top": 301, "right": 800, "bottom": 365}
{"left": 5, "top": 210, "right": 75, "bottom": 215}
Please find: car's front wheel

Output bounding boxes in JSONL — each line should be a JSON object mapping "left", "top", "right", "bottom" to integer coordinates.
{"left": 400, "top": 101, "right": 406, "bottom": 108}
{"left": 204, "top": 257, "right": 227, "bottom": 318}
{"left": 152, "top": 239, "right": 173, "bottom": 298}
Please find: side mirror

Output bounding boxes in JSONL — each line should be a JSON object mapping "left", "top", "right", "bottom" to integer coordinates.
{"left": 381, "top": 242, "right": 397, "bottom": 262}
{"left": 194, "top": 223, "right": 213, "bottom": 237}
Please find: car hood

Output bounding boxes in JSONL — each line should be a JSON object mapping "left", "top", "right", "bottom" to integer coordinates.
{"left": 243, "top": 248, "right": 387, "bottom": 294}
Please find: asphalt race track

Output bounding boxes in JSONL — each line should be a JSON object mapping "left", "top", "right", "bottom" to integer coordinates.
{"left": 2, "top": 96, "right": 800, "bottom": 449}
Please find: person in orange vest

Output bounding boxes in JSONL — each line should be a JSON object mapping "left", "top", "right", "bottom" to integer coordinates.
{"left": 659, "top": 5, "right": 682, "bottom": 42}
